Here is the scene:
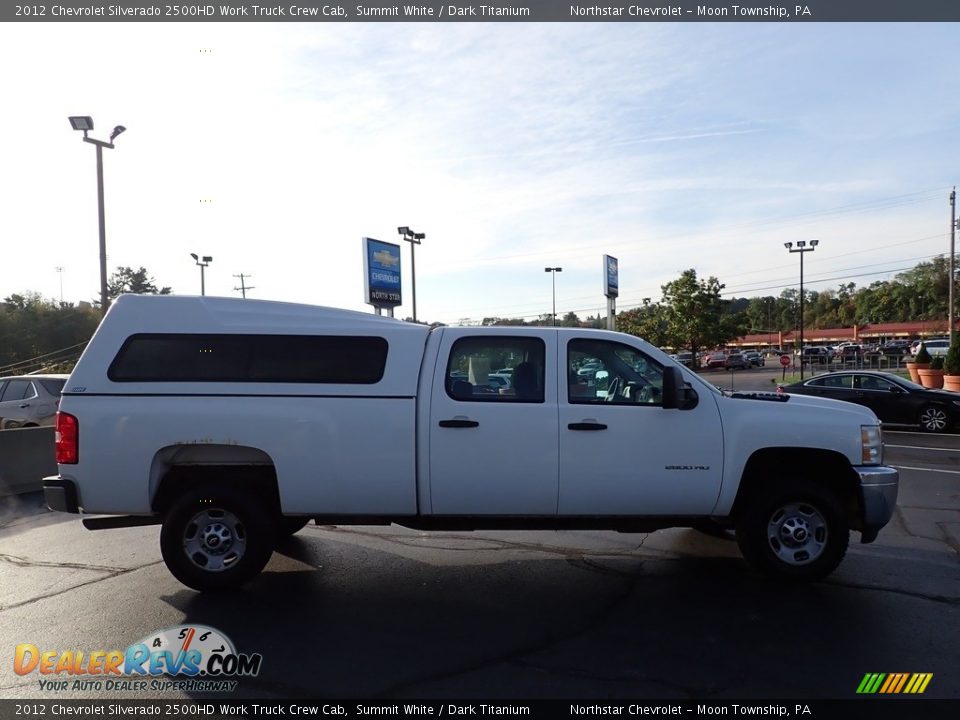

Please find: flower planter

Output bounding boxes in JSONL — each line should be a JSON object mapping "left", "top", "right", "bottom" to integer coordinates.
{"left": 906, "top": 362, "right": 929, "bottom": 384}
{"left": 943, "top": 374, "right": 960, "bottom": 392}
{"left": 917, "top": 368, "right": 944, "bottom": 389}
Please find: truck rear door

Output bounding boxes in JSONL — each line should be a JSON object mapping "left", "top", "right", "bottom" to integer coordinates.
{"left": 426, "top": 330, "right": 559, "bottom": 515}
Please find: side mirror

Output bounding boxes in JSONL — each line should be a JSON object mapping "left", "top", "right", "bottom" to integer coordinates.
{"left": 662, "top": 366, "right": 698, "bottom": 410}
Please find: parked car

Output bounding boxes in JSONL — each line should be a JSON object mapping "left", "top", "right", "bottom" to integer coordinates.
{"left": 577, "top": 361, "right": 603, "bottom": 378}
{"left": 724, "top": 352, "right": 748, "bottom": 370}
{"left": 914, "top": 339, "right": 950, "bottom": 358}
{"left": 675, "top": 351, "right": 695, "bottom": 368}
{"left": 704, "top": 351, "right": 728, "bottom": 369}
{"left": 485, "top": 374, "right": 512, "bottom": 392}
{"left": 801, "top": 346, "right": 832, "bottom": 365}
{"left": 879, "top": 340, "right": 912, "bottom": 356}
{"left": 839, "top": 344, "right": 863, "bottom": 361}
{"left": 742, "top": 350, "right": 764, "bottom": 367}
{"left": 0, "top": 374, "right": 68, "bottom": 430}
{"left": 779, "top": 370, "right": 960, "bottom": 433}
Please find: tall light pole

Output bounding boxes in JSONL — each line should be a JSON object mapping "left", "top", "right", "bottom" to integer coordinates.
{"left": 950, "top": 188, "right": 956, "bottom": 346}
{"left": 69, "top": 116, "right": 126, "bottom": 315}
{"left": 784, "top": 240, "right": 818, "bottom": 380}
{"left": 56, "top": 267, "right": 64, "bottom": 304}
{"left": 191, "top": 253, "right": 213, "bottom": 295}
{"left": 545, "top": 267, "right": 562, "bottom": 326}
{"left": 398, "top": 226, "right": 425, "bottom": 322}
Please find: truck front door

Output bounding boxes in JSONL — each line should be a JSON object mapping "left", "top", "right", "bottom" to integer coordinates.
{"left": 427, "top": 332, "right": 559, "bottom": 515}
{"left": 560, "top": 338, "right": 724, "bottom": 515}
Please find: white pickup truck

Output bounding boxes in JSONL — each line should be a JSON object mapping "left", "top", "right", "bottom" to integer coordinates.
{"left": 45, "top": 295, "right": 898, "bottom": 591}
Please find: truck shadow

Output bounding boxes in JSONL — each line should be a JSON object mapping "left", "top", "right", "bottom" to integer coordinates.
{"left": 160, "top": 531, "right": 959, "bottom": 699}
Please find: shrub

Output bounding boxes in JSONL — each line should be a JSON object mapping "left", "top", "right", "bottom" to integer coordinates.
{"left": 914, "top": 343, "right": 931, "bottom": 364}
{"left": 931, "top": 356, "right": 944, "bottom": 370}
{"left": 945, "top": 342, "right": 960, "bottom": 375}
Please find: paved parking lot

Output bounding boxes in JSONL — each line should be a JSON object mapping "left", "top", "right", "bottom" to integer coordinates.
{"left": 1, "top": 429, "right": 958, "bottom": 702}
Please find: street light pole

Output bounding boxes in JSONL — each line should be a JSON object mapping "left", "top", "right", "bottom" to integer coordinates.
{"left": 545, "top": 267, "right": 562, "bottom": 326}
{"left": 950, "top": 188, "right": 956, "bottom": 346}
{"left": 69, "top": 116, "right": 126, "bottom": 315}
{"left": 784, "top": 240, "right": 818, "bottom": 380}
{"left": 191, "top": 253, "right": 213, "bottom": 295}
{"left": 398, "top": 227, "right": 425, "bottom": 322}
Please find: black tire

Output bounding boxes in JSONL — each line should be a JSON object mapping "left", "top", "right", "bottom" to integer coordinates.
{"left": 278, "top": 517, "right": 310, "bottom": 537}
{"left": 735, "top": 478, "right": 849, "bottom": 581}
{"left": 918, "top": 405, "right": 949, "bottom": 433}
{"left": 160, "top": 485, "right": 276, "bottom": 591}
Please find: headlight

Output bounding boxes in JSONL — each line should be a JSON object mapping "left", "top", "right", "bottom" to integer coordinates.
{"left": 861, "top": 425, "right": 883, "bottom": 465}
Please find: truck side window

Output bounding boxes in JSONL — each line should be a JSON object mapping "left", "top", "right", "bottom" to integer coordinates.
{"left": 445, "top": 337, "right": 545, "bottom": 403}
{"left": 108, "top": 334, "right": 388, "bottom": 384}
{"left": 568, "top": 339, "right": 664, "bottom": 406}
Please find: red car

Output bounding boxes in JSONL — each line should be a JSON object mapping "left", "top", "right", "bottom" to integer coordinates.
{"left": 704, "top": 351, "right": 727, "bottom": 369}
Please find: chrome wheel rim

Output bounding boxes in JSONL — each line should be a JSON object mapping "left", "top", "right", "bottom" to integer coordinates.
{"left": 182, "top": 508, "right": 247, "bottom": 572}
{"left": 920, "top": 407, "right": 947, "bottom": 432}
{"left": 766, "top": 502, "right": 827, "bottom": 566}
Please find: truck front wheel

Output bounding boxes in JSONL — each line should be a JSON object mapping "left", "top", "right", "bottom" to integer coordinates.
{"left": 160, "top": 485, "right": 276, "bottom": 591}
{"left": 735, "top": 479, "right": 849, "bottom": 581}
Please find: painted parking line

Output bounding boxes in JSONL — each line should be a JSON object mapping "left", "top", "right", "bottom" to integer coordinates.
{"left": 892, "top": 465, "right": 960, "bottom": 475}
{"left": 885, "top": 444, "right": 960, "bottom": 452}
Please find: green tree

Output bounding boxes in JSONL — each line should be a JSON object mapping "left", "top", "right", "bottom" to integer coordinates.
{"left": 560, "top": 311, "right": 582, "bottom": 327}
{"left": 1, "top": 294, "right": 99, "bottom": 373}
{"left": 618, "top": 300, "right": 669, "bottom": 347}
{"left": 660, "top": 269, "right": 744, "bottom": 357}
{"left": 106, "top": 266, "right": 172, "bottom": 302}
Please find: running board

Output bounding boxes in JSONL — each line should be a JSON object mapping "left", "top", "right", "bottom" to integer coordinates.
{"left": 83, "top": 516, "right": 162, "bottom": 530}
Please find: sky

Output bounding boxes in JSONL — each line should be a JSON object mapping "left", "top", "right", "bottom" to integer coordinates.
{"left": 1, "top": 20, "right": 957, "bottom": 326}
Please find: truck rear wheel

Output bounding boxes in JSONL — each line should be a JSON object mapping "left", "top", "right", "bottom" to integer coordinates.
{"left": 735, "top": 478, "right": 848, "bottom": 581}
{"left": 160, "top": 485, "right": 276, "bottom": 591}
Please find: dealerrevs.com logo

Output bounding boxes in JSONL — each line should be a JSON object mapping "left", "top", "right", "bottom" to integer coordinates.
{"left": 14, "top": 625, "right": 262, "bottom": 693}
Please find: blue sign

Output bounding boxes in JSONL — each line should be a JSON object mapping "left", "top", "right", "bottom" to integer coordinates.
{"left": 604, "top": 255, "right": 619, "bottom": 299}
{"left": 363, "top": 238, "right": 402, "bottom": 308}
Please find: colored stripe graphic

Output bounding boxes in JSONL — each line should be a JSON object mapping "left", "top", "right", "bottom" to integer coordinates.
{"left": 863, "top": 673, "right": 887, "bottom": 695}
{"left": 858, "top": 673, "right": 933, "bottom": 694}
{"left": 856, "top": 674, "right": 874, "bottom": 694}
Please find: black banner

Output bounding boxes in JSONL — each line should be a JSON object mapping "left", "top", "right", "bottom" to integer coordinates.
{"left": 4, "top": 0, "right": 960, "bottom": 23}
{"left": 1, "top": 699, "right": 959, "bottom": 720}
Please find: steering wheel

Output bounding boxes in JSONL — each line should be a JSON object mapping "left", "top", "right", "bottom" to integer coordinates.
{"left": 605, "top": 376, "right": 622, "bottom": 402}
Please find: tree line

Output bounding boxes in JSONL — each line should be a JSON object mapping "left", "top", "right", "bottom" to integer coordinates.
{"left": 1, "top": 257, "right": 954, "bottom": 374}
{"left": 1, "top": 267, "right": 169, "bottom": 374}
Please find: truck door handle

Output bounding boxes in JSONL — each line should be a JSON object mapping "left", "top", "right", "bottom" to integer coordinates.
{"left": 568, "top": 422, "right": 608, "bottom": 431}
{"left": 439, "top": 419, "right": 480, "bottom": 428}
{"left": 19, "top": 403, "right": 29, "bottom": 408}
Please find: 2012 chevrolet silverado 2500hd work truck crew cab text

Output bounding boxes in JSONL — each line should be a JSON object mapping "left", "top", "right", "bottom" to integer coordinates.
{"left": 44, "top": 295, "right": 899, "bottom": 591}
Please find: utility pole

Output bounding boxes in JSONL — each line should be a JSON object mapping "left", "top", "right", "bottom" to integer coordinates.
{"left": 233, "top": 273, "right": 254, "bottom": 298}
{"left": 951, "top": 188, "right": 956, "bottom": 346}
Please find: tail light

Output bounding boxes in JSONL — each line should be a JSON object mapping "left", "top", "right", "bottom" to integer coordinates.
{"left": 55, "top": 412, "right": 79, "bottom": 464}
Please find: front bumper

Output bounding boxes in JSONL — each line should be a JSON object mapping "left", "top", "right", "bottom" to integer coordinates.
{"left": 854, "top": 465, "right": 899, "bottom": 543}
{"left": 43, "top": 476, "right": 79, "bottom": 514}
